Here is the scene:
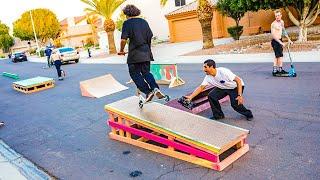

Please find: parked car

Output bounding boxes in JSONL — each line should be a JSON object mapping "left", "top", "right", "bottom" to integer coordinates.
{"left": 12, "top": 52, "right": 27, "bottom": 63}
{"left": 56, "top": 47, "right": 80, "bottom": 64}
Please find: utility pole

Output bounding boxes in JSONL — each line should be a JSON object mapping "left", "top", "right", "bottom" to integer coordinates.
{"left": 29, "top": 10, "right": 40, "bottom": 56}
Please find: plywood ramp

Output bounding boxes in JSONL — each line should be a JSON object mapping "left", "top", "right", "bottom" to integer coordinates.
{"left": 105, "top": 96, "right": 249, "bottom": 171}
{"left": 80, "top": 74, "right": 128, "bottom": 98}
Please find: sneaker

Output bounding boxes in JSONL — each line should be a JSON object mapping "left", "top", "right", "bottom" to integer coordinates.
{"left": 61, "top": 70, "right": 66, "bottom": 77}
{"left": 153, "top": 88, "right": 165, "bottom": 99}
{"left": 58, "top": 77, "right": 64, "bottom": 81}
{"left": 210, "top": 115, "right": 225, "bottom": 120}
{"left": 280, "top": 69, "right": 288, "bottom": 74}
{"left": 145, "top": 92, "right": 154, "bottom": 102}
{"left": 246, "top": 115, "right": 254, "bottom": 121}
{"left": 272, "top": 70, "right": 279, "bottom": 76}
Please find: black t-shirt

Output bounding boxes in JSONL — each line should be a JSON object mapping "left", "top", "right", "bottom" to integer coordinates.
{"left": 121, "top": 18, "right": 154, "bottom": 64}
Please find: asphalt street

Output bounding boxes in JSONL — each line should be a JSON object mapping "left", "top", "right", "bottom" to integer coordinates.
{"left": 0, "top": 59, "right": 319, "bottom": 179}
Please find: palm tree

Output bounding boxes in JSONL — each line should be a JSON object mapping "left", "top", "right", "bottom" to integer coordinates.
{"left": 86, "top": 13, "right": 99, "bottom": 46}
{"left": 161, "top": 0, "right": 214, "bottom": 49}
{"left": 81, "top": 0, "right": 125, "bottom": 54}
{"left": 160, "top": 0, "right": 168, "bottom": 6}
{"left": 197, "top": 0, "right": 214, "bottom": 48}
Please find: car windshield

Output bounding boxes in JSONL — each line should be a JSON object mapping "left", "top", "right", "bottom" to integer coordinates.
{"left": 58, "top": 48, "right": 75, "bottom": 53}
{"left": 14, "top": 52, "right": 23, "bottom": 56}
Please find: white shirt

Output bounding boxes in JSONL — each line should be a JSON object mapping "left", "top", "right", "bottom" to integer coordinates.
{"left": 201, "top": 67, "right": 244, "bottom": 89}
{"left": 50, "top": 52, "right": 61, "bottom": 61}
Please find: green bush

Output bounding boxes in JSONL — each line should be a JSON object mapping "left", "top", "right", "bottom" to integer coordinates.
{"left": 0, "top": 54, "right": 5, "bottom": 58}
{"left": 29, "top": 48, "right": 37, "bottom": 55}
{"left": 39, "top": 49, "right": 45, "bottom": 57}
{"left": 227, "top": 26, "right": 243, "bottom": 40}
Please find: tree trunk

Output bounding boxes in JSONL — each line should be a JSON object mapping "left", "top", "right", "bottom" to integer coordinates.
{"left": 197, "top": 0, "right": 214, "bottom": 49}
{"left": 285, "top": 2, "right": 320, "bottom": 43}
{"left": 91, "top": 27, "right": 98, "bottom": 47}
{"left": 104, "top": 18, "right": 117, "bottom": 54}
{"left": 199, "top": 19, "right": 213, "bottom": 49}
{"left": 298, "top": 23, "right": 308, "bottom": 42}
{"left": 106, "top": 31, "right": 116, "bottom": 54}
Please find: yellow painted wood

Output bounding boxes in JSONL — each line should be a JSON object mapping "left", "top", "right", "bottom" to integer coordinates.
{"left": 109, "top": 133, "right": 215, "bottom": 170}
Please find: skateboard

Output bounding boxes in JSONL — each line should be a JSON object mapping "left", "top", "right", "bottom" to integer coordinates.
{"left": 177, "top": 86, "right": 215, "bottom": 110}
{"left": 178, "top": 96, "right": 194, "bottom": 110}
{"left": 138, "top": 91, "right": 170, "bottom": 108}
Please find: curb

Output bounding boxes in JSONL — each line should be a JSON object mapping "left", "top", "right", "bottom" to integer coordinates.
{"left": 0, "top": 140, "right": 51, "bottom": 180}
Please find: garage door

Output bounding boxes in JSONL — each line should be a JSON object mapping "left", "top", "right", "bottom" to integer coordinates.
{"left": 172, "top": 17, "right": 202, "bottom": 42}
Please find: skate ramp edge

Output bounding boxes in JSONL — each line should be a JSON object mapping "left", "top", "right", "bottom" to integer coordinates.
{"left": 80, "top": 74, "right": 128, "bottom": 98}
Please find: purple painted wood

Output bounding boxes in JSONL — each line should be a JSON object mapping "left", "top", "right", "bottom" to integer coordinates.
{"left": 108, "top": 120, "right": 218, "bottom": 162}
{"left": 166, "top": 96, "right": 229, "bottom": 114}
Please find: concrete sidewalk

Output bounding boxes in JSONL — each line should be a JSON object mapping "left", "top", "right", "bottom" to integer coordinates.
{"left": 0, "top": 140, "right": 51, "bottom": 180}
{"left": 28, "top": 50, "right": 320, "bottom": 65}
{"left": 27, "top": 39, "right": 319, "bottom": 64}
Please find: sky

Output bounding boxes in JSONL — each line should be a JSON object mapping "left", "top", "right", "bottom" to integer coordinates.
{"left": 0, "top": 0, "right": 180, "bottom": 39}
{"left": 0, "top": 0, "right": 88, "bottom": 29}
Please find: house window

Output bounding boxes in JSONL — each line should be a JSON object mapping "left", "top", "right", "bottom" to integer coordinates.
{"left": 175, "top": 0, "right": 186, "bottom": 6}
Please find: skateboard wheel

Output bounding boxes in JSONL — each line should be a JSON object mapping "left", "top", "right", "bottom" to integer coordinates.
{"left": 139, "top": 101, "right": 143, "bottom": 108}
{"left": 165, "top": 95, "right": 170, "bottom": 102}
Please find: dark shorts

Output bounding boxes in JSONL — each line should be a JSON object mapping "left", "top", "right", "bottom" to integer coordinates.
{"left": 271, "top": 39, "right": 283, "bottom": 58}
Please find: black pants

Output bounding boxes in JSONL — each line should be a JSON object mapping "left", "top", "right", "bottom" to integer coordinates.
{"left": 208, "top": 86, "right": 253, "bottom": 119}
{"left": 128, "top": 61, "right": 159, "bottom": 95}
{"left": 47, "top": 56, "right": 51, "bottom": 67}
{"left": 54, "top": 60, "right": 62, "bottom": 77}
{"left": 271, "top": 39, "right": 283, "bottom": 58}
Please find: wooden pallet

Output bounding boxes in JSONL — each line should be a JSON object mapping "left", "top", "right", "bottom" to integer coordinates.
{"left": 13, "top": 77, "right": 55, "bottom": 94}
{"left": 106, "top": 112, "right": 248, "bottom": 171}
{"left": 105, "top": 96, "right": 249, "bottom": 171}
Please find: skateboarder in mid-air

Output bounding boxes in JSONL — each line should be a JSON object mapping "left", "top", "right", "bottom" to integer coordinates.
{"left": 271, "top": 9, "right": 293, "bottom": 76}
{"left": 118, "top": 4, "right": 165, "bottom": 102}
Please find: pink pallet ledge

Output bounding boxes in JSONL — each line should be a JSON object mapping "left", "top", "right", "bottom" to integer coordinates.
{"left": 108, "top": 120, "right": 218, "bottom": 162}
{"left": 107, "top": 119, "right": 249, "bottom": 171}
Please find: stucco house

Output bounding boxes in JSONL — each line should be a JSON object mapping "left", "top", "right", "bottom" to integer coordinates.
{"left": 165, "top": 0, "right": 320, "bottom": 43}
{"left": 58, "top": 15, "right": 103, "bottom": 48}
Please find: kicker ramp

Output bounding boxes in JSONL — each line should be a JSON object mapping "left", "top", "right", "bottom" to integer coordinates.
{"left": 80, "top": 74, "right": 128, "bottom": 98}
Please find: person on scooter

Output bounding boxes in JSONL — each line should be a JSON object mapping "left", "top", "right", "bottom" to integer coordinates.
{"left": 271, "top": 10, "right": 293, "bottom": 76}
